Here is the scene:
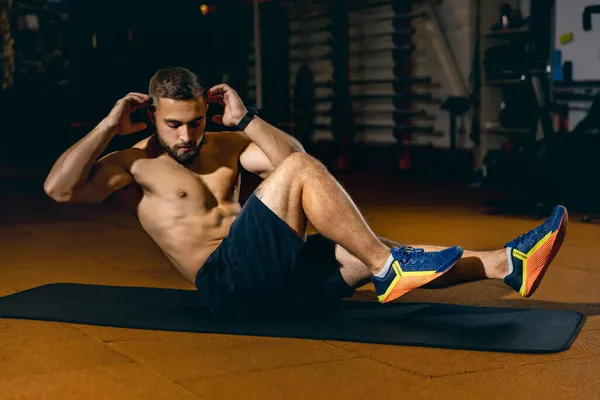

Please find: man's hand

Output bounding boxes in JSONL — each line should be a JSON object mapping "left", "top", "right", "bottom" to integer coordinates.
{"left": 207, "top": 84, "right": 248, "bottom": 127}
{"left": 103, "top": 92, "right": 150, "bottom": 135}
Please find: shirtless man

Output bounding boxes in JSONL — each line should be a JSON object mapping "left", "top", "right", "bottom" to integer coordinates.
{"left": 44, "top": 67, "right": 568, "bottom": 314}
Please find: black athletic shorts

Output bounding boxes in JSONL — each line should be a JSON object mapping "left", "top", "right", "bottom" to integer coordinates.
{"left": 194, "top": 193, "right": 355, "bottom": 315}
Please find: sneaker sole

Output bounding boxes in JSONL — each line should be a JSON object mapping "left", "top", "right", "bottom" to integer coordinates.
{"left": 523, "top": 206, "right": 568, "bottom": 297}
{"left": 379, "top": 254, "right": 462, "bottom": 303}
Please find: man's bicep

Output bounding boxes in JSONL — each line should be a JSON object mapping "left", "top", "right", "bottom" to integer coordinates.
{"left": 239, "top": 142, "right": 274, "bottom": 179}
{"left": 70, "top": 152, "right": 134, "bottom": 204}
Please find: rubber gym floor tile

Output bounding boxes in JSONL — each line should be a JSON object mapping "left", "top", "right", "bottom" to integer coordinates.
{"left": 108, "top": 333, "right": 358, "bottom": 381}
{"left": 1, "top": 261, "right": 180, "bottom": 292}
{"left": 494, "top": 266, "right": 600, "bottom": 308}
{"left": 0, "top": 233, "right": 83, "bottom": 264}
{"left": 544, "top": 227, "right": 600, "bottom": 274}
{"left": 0, "top": 232, "right": 179, "bottom": 290}
{"left": 324, "top": 337, "right": 587, "bottom": 379}
{"left": 568, "top": 329, "right": 600, "bottom": 355}
{"left": 0, "top": 319, "right": 131, "bottom": 379}
{"left": 180, "top": 358, "right": 460, "bottom": 400}
{"left": 71, "top": 326, "right": 201, "bottom": 346}
{"left": 555, "top": 260, "right": 600, "bottom": 276}
{"left": 0, "top": 284, "right": 17, "bottom": 297}
{"left": 0, "top": 362, "right": 201, "bottom": 400}
{"left": 551, "top": 252, "right": 600, "bottom": 275}
{"left": 581, "top": 315, "right": 600, "bottom": 331}
{"left": 63, "top": 226, "right": 169, "bottom": 266}
{"left": 12, "top": 221, "right": 173, "bottom": 273}
{"left": 364, "top": 212, "right": 538, "bottom": 249}
{"left": 0, "top": 224, "right": 31, "bottom": 246}
{"left": 431, "top": 356, "right": 600, "bottom": 400}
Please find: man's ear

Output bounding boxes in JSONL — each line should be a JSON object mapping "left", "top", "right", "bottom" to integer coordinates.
{"left": 146, "top": 106, "right": 156, "bottom": 125}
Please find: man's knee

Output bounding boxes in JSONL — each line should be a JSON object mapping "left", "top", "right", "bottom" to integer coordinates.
{"left": 275, "top": 152, "right": 325, "bottom": 176}
{"left": 255, "top": 152, "right": 326, "bottom": 198}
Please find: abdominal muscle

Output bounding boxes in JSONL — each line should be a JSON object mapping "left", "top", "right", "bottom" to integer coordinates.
{"left": 136, "top": 196, "right": 241, "bottom": 284}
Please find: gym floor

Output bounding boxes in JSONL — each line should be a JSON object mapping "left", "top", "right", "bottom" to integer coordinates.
{"left": 1, "top": 172, "right": 599, "bottom": 399}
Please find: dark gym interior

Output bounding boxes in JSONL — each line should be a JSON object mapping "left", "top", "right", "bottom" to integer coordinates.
{"left": 1, "top": 0, "right": 599, "bottom": 398}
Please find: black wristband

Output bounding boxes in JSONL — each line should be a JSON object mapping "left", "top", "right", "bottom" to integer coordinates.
{"left": 236, "top": 108, "right": 258, "bottom": 131}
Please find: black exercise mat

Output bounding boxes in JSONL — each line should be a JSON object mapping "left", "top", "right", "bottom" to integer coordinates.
{"left": 0, "top": 283, "right": 585, "bottom": 354}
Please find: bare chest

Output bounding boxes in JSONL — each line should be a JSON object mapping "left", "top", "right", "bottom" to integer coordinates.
{"left": 128, "top": 156, "right": 241, "bottom": 214}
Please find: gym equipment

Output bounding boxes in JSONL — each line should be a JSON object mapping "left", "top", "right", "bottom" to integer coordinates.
{"left": 288, "top": 0, "right": 442, "bottom": 171}
{"left": 348, "top": 28, "right": 416, "bottom": 42}
{"left": 290, "top": 28, "right": 418, "bottom": 50}
{"left": 0, "top": 283, "right": 585, "bottom": 354}
{"left": 315, "top": 92, "right": 438, "bottom": 104}
{"left": 349, "top": 44, "right": 415, "bottom": 55}
{"left": 440, "top": 96, "right": 469, "bottom": 149}
{"left": 289, "top": 38, "right": 331, "bottom": 50}
{"left": 355, "top": 11, "right": 426, "bottom": 26}
{"left": 315, "top": 123, "right": 439, "bottom": 136}
{"left": 480, "top": 0, "right": 557, "bottom": 216}
{"left": 484, "top": 44, "right": 532, "bottom": 80}
{"left": 313, "top": 77, "right": 435, "bottom": 89}
{"left": 289, "top": 8, "right": 423, "bottom": 36}
{"left": 489, "top": 2, "right": 525, "bottom": 31}
{"left": 316, "top": 109, "right": 428, "bottom": 118}
{"left": 292, "top": 44, "right": 415, "bottom": 63}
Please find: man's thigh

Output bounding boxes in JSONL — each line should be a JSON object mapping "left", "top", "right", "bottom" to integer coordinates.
{"left": 253, "top": 153, "right": 309, "bottom": 239}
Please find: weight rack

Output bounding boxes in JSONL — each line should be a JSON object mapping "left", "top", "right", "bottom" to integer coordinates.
{"left": 288, "top": 0, "right": 444, "bottom": 171}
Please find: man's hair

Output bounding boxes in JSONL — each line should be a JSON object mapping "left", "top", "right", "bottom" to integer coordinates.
{"left": 148, "top": 67, "right": 206, "bottom": 105}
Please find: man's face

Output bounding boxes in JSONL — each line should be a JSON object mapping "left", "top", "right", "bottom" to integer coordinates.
{"left": 151, "top": 97, "right": 208, "bottom": 165}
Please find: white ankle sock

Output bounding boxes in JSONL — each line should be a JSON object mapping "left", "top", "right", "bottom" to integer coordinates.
{"left": 374, "top": 254, "right": 394, "bottom": 278}
{"left": 506, "top": 247, "right": 514, "bottom": 277}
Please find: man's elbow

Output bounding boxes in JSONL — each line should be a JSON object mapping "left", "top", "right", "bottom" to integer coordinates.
{"left": 291, "top": 139, "right": 306, "bottom": 154}
{"left": 43, "top": 178, "right": 59, "bottom": 200}
{"left": 281, "top": 143, "right": 306, "bottom": 163}
{"left": 292, "top": 146, "right": 306, "bottom": 154}
{"left": 43, "top": 178, "right": 74, "bottom": 203}
{"left": 44, "top": 185, "right": 72, "bottom": 203}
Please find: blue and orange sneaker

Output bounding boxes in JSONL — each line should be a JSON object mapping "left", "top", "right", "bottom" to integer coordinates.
{"left": 504, "top": 205, "right": 568, "bottom": 298}
{"left": 372, "top": 245, "right": 463, "bottom": 303}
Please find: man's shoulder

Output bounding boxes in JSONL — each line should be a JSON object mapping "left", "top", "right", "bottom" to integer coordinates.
{"left": 132, "top": 135, "right": 155, "bottom": 152}
{"left": 126, "top": 135, "right": 161, "bottom": 159}
{"left": 97, "top": 135, "right": 151, "bottom": 168}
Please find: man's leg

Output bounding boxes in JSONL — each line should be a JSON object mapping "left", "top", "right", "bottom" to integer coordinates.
{"left": 254, "top": 152, "right": 390, "bottom": 274}
{"left": 335, "top": 202, "right": 568, "bottom": 299}
{"left": 334, "top": 239, "right": 508, "bottom": 289}
{"left": 254, "top": 152, "right": 462, "bottom": 302}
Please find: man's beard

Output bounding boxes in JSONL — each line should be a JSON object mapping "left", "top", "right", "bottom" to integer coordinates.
{"left": 157, "top": 134, "right": 202, "bottom": 165}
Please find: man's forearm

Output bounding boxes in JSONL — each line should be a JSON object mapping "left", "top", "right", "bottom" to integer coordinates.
{"left": 44, "top": 119, "right": 118, "bottom": 198}
{"left": 242, "top": 117, "right": 304, "bottom": 166}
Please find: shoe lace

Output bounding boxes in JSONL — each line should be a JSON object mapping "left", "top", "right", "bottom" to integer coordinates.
{"left": 395, "top": 246, "right": 424, "bottom": 264}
